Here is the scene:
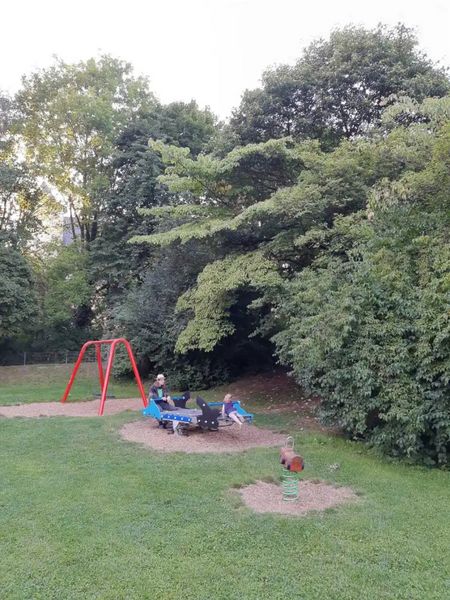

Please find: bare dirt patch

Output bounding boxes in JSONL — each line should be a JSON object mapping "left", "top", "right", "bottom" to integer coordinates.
{"left": 238, "top": 480, "right": 358, "bottom": 516}
{"left": 0, "top": 398, "right": 143, "bottom": 418}
{"left": 225, "top": 372, "right": 339, "bottom": 434}
{"left": 120, "top": 420, "right": 287, "bottom": 453}
{"left": 224, "top": 372, "right": 305, "bottom": 401}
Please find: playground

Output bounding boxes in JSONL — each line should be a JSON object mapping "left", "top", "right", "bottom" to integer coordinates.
{"left": 0, "top": 353, "right": 449, "bottom": 600}
{"left": 1, "top": 10, "right": 449, "bottom": 597}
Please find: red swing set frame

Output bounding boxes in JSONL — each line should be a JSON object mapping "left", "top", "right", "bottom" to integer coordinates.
{"left": 61, "top": 338, "right": 148, "bottom": 416}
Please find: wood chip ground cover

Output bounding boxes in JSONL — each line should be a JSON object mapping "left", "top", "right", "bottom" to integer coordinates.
{"left": 238, "top": 480, "right": 359, "bottom": 516}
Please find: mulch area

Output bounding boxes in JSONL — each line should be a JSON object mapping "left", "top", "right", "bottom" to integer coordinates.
{"left": 120, "top": 420, "right": 287, "bottom": 453}
{"left": 238, "top": 480, "right": 358, "bottom": 516}
{"left": 0, "top": 398, "right": 143, "bottom": 418}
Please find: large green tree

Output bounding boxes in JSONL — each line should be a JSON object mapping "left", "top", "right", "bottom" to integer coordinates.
{"left": 274, "top": 119, "right": 450, "bottom": 465}
{"left": 92, "top": 102, "right": 235, "bottom": 382}
{"left": 132, "top": 96, "right": 450, "bottom": 463}
{"left": 0, "top": 94, "right": 51, "bottom": 245}
{"left": 229, "top": 24, "right": 449, "bottom": 148}
{"left": 91, "top": 100, "right": 219, "bottom": 306}
{"left": 0, "top": 233, "right": 37, "bottom": 343}
{"left": 0, "top": 162, "right": 52, "bottom": 245}
{"left": 31, "top": 242, "right": 95, "bottom": 350}
{"left": 16, "top": 56, "right": 157, "bottom": 246}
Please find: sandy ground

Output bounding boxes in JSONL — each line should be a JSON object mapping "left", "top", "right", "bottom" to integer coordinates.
{"left": 0, "top": 398, "right": 144, "bottom": 418}
{"left": 120, "top": 420, "right": 287, "bottom": 453}
{"left": 0, "top": 398, "right": 288, "bottom": 453}
{"left": 239, "top": 480, "right": 358, "bottom": 515}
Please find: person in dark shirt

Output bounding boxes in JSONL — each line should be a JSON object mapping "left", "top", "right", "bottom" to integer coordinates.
{"left": 149, "top": 373, "right": 175, "bottom": 410}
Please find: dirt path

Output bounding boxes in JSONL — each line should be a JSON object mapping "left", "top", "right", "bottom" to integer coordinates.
{"left": 0, "top": 398, "right": 143, "bottom": 418}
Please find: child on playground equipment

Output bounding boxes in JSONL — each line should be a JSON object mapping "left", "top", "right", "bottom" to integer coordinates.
{"left": 149, "top": 374, "right": 175, "bottom": 409}
{"left": 222, "top": 393, "right": 245, "bottom": 427}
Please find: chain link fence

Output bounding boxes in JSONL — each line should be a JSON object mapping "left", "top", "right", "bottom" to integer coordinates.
{"left": 1, "top": 349, "right": 110, "bottom": 366}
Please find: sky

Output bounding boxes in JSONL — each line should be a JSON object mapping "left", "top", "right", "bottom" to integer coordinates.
{"left": 2, "top": 0, "right": 449, "bottom": 119}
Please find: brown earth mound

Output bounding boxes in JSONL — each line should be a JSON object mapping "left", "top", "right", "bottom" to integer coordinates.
{"left": 120, "top": 420, "right": 287, "bottom": 453}
{"left": 0, "top": 398, "right": 143, "bottom": 418}
{"left": 222, "top": 372, "right": 339, "bottom": 434}
{"left": 239, "top": 480, "right": 358, "bottom": 515}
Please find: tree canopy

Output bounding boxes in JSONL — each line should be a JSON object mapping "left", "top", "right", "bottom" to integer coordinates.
{"left": 16, "top": 56, "right": 157, "bottom": 245}
{"left": 1, "top": 26, "right": 449, "bottom": 464}
{"left": 229, "top": 24, "right": 449, "bottom": 148}
{"left": 132, "top": 96, "right": 450, "bottom": 465}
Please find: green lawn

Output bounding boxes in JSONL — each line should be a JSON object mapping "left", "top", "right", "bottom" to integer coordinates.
{"left": 0, "top": 372, "right": 449, "bottom": 599}
{"left": 0, "top": 364, "right": 146, "bottom": 405}
{"left": 0, "top": 365, "right": 302, "bottom": 409}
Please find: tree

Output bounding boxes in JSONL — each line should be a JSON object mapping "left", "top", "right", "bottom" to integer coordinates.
{"left": 0, "top": 233, "right": 37, "bottom": 341}
{"left": 132, "top": 96, "right": 450, "bottom": 464}
{"left": 32, "top": 242, "right": 95, "bottom": 350}
{"left": 273, "top": 127, "right": 450, "bottom": 464}
{"left": 0, "top": 94, "right": 52, "bottom": 245}
{"left": 16, "top": 56, "right": 157, "bottom": 246}
{"left": 0, "top": 162, "right": 53, "bottom": 245}
{"left": 90, "top": 100, "right": 219, "bottom": 309}
{"left": 155, "top": 100, "right": 217, "bottom": 157}
{"left": 0, "top": 93, "right": 13, "bottom": 147}
{"left": 110, "top": 243, "right": 232, "bottom": 387}
{"left": 132, "top": 112, "right": 437, "bottom": 353}
{"left": 229, "top": 24, "right": 449, "bottom": 147}
{"left": 88, "top": 100, "right": 221, "bottom": 381}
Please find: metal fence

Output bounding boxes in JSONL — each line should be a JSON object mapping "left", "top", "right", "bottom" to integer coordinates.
{"left": 1, "top": 349, "right": 110, "bottom": 366}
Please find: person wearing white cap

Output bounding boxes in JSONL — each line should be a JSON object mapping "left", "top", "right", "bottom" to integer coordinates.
{"left": 149, "top": 373, "right": 180, "bottom": 434}
{"left": 149, "top": 374, "right": 174, "bottom": 407}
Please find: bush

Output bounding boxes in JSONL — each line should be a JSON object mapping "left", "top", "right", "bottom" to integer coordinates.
{"left": 274, "top": 206, "right": 450, "bottom": 466}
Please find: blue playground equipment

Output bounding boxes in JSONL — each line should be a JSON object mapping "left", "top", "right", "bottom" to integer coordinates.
{"left": 142, "top": 394, "right": 254, "bottom": 435}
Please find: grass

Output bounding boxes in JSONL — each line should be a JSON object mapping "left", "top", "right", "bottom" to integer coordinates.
{"left": 0, "top": 365, "right": 303, "bottom": 410}
{"left": 0, "top": 369, "right": 449, "bottom": 599}
{"left": 0, "top": 364, "right": 146, "bottom": 405}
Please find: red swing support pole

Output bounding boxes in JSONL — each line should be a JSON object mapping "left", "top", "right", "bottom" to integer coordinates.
{"left": 61, "top": 338, "right": 147, "bottom": 416}
{"left": 95, "top": 344, "right": 104, "bottom": 389}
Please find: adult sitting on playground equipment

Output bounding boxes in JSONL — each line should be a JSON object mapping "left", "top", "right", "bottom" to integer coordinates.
{"left": 148, "top": 373, "right": 193, "bottom": 434}
{"left": 148, "top": 373, "right": 175, "bottom": 410}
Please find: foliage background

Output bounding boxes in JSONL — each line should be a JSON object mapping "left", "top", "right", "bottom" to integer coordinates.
{"left": 1, "top": 25, "right": 449, "bottom": 464}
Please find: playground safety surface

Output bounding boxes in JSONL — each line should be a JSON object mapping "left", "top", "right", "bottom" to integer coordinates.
{"left": 0, "top": 399, "right": 288, "bottom": 453}
{"left": 0, "top": 398, "right": 142, "bottom": 418}
{"left": 120, "top": 420, "right": 287, "bottom": 453}
{"left": 238, "top": 480, "right": 358, "bottom": 515}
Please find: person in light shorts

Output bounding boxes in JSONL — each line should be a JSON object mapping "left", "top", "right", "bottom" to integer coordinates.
{"left": 221, "top": 393, "right": 245, "bottom": 427}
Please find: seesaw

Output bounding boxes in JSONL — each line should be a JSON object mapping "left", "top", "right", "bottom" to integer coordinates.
{"left": 142, "top": 395, "right": 254, "bottom": 435}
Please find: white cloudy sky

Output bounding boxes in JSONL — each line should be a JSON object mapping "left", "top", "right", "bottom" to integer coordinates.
{"left": 2, "top": 0, "right": 449, "bottom": 119}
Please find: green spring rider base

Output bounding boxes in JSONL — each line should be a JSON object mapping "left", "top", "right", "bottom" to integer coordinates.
{"left": 280, "top": 436, "right": 303, "bottom": 502}
{"left": 281, "top": 464, "right": 299, "bottom": 502}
